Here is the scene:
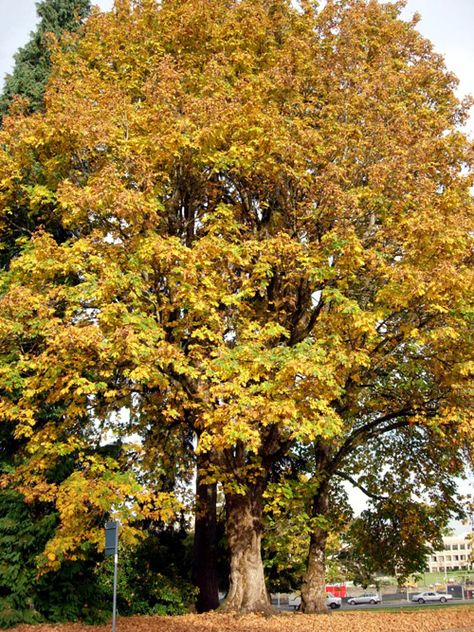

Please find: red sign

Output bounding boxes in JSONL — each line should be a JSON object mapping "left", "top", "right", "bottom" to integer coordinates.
{"left": 326, "top": 585, "right": 347, "bottom": 598}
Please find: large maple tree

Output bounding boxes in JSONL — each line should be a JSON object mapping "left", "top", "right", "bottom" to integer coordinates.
{"left": 0, "top": 0, "right": 472, "bottom": 615}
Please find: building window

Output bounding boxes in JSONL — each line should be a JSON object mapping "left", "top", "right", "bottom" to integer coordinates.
{"left": 461, "top": 544, "right": 466, "bottom": 550}
{"left": 453, "top": 544, "right": 459, "bottom": 551}
{"left": 445, "top": 545, "right": 451, "bottom": 551}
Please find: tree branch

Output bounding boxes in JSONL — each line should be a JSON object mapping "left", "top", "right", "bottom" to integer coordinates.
{"left": 334, "top": 470, "right": 387, "bottom": 501}
{"left": 330, "top": 408, "right": 414, "bottom": 473}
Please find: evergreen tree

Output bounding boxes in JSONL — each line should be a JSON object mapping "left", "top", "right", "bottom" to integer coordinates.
{"left": 0, "top": 3, "right": 93, "bottom": 625}
{"left": 0, "top": 0, "right": 91, "bottom": 118}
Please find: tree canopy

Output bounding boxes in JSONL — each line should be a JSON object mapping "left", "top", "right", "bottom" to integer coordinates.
{"left": 0, "top": 0, "right": 472, "bottom": 615}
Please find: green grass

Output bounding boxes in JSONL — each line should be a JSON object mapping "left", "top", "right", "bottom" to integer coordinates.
{"left": 414, "top": 571, "right": 474, "bottom": 587}
{"left": 374, "top": 602, "right": 474, "bottom": 613}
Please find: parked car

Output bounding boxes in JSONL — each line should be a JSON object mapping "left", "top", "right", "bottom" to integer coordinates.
{"left": 347, "top": 593, "right": 381, "bottom": 605}
{"left": 287, "top": 594, "right": 301, "bottom": 609}
{"left": 326, "top": 592, "right": 342, "bottom": 609}
{"left": 411, "top": 591, "right": 453, "bottom": 604}
{"left": 287, "top": 593, "right": 342, "bottom": 610}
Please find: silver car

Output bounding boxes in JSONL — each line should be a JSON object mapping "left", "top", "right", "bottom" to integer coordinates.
{"left": 288, "top": 593, "right": 342, "bottom": 610}
{"left": 411, "top": 591, "right": 452, "bottom": 604}
{"left": 326, "top": 592, "right": 342, "bottom": 609}
{"left": 347, "top": 593, "right": 381, "bottom": 605}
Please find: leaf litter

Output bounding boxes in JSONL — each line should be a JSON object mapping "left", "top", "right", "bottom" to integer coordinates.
{"left": 12, "top": 607, "right": 474, "bottom": 632}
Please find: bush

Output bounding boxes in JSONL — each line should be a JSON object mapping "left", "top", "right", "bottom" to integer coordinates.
{"left": 96, "top": 533, "right": 197, "bottom": 617}
{"left": 0, "top": 489, "right": 196, "bottom": 626}
{"left": 0, "top": 490, "right": 110, "bottom": 626}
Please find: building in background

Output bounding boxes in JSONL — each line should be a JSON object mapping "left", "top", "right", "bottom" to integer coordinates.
{"left": 427, "top": 536, "right": 473, "bottom": 573}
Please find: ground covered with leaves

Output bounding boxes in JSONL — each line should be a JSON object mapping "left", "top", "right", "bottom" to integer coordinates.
{"left": 12, "top": 607, "right": 474, "bottom": 632}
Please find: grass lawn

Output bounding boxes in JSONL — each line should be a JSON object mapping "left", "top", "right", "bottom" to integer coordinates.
{"left": 420, "top": 570, "right": 474, "bottom": 586}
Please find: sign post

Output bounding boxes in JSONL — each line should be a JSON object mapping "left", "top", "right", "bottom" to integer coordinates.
{"left": 105, "top": 521, "right": 120, "bottom": 632}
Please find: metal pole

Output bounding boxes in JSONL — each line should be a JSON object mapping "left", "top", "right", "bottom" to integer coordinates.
{"left": 112, "top": 527, "right": 119, "bottom": 632}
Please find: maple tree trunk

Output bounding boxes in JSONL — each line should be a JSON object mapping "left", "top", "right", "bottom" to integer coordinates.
{"left": 193, "top": 455, "right": 220, "bottom": 613}
{"left": 301, "top": 486, "right": 330, "bottom": 614}
{"left": 222, "top": 485, "right": 271, "bottom": 613}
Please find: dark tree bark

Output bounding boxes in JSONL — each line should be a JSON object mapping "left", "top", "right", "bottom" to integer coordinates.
{"left": 193, "top": 454, "right": 220, "bottom": 613}
{"left": 222, "top": 483, "right": 271, "bottom": 613}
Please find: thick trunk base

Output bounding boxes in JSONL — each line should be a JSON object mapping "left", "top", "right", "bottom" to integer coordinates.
{"left": 301, "top": 535, "right": 328, "bottom": 614}
{"left": 301, "top": 484, "right": 329, "bottom": 614}
{"left": 221, "top": 489, "right": 271, "bottom": 613}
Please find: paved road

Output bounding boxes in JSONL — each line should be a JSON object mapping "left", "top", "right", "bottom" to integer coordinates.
{"left": 274, "top": 599, "right": 468, "bottom": 612}
{"left": 343, "top": 599, "right": 465, "bottom": 610}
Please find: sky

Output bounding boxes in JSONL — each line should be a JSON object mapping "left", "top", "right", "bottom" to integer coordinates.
{"left": 0, "top": 1, "right": 473, "bottom": 530}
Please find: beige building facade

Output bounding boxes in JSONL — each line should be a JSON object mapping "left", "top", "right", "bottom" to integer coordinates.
{"left": 427, "top": 535, "right": 472, "bottom": 573}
